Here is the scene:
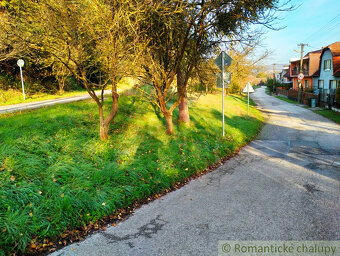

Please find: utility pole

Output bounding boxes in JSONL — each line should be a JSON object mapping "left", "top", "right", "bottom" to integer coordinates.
{"left": 297, "top": 43, "right": 308, "bottom": 103}
{"left": 273, "top": 63, "right": 276, "bottom": 80}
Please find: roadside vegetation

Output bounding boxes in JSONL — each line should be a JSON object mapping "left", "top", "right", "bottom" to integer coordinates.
{"left": 0, "top": 0, "right": 293, "bottom": 254}
{"left": 267, "top": 83, "right": 340, "bottom": 125}
{"left": 0, "top": 93, "right": 263, "bottom": 254}
{"left": 275, "top": 96, "right": 297, "bottom": 104}
{"left": 0, "top": 78, "right": 135, "bottom": 106}
{"left": 312, "top": 109, "right": 340, "bottom": 124}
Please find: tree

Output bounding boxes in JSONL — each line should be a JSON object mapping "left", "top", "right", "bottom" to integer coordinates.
{"left": 227, "top": 41, "right": 269, "bottom": 94}
{"left": 174, "top": 0, "right": 292, "bottom": 125}
{"left": 0, "top": 0, "right": 142, "bottom": 140}
{"left": 187, "top": 58, "right": 219, "bottom": 95}
{"left": 138, "top": 1, "right": 189, "bottom": 134}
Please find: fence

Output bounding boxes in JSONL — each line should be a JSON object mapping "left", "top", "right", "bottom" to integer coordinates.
{"left": 275, "top": 88, "right": 318, "bottom": 106}
{"left": 276, "top": 88, "right": 288, "bottom": 97}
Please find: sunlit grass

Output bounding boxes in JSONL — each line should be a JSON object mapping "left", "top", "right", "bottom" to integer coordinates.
{"left": 275, "top": 95, "right": 297, "bottom": 104}
{"left": 0, "top": 77, "right": 136, "bottom": 106}
{"left": 313, "top": 109, "right": 340, "bottom": 124}
{"left": 0, "top": 92, "right": 263, "bottom": 254}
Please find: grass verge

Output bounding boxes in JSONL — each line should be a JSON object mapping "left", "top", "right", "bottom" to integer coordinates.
{"left": 313, "top": 109, "right": 340, "bottom": 124}
{"left": 0, "top": 93, "right": 263, "bottom": 255}
{"left": 0, "top": 89, "right": 90, "bottom": 106}
{"left": 275, "top": 95, "right": 297, "bottom": 104}
{"left": 273, "top": 94, "right": 340, "bottom": 125}
{"left": 0, "top": 78, "right": 135, "bottom": 106}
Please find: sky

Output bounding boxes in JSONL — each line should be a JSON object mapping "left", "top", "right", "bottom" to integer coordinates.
{"left": 257, "top": 0, "right": 340, "bottom": 66}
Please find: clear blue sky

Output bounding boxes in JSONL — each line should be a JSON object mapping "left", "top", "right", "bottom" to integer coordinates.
{"left": 258, "top": 0, "right": 340, "bottom": 65}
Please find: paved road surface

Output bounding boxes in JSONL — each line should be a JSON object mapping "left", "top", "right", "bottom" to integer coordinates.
{"left": 0, "top": 90, "right": 111, "bottom": 114}
{"left": 51, "top": 87, "right": 340, "bottom": 256}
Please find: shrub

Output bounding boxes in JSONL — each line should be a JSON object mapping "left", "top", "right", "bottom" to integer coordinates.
{"left": 265, "top": 78, "right": 283, "bottom": 93}
{"left": 335, "top": 87, "right": 340, "bottom": 105}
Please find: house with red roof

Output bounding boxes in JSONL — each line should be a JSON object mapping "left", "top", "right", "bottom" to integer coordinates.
{"left": 289, "top": 49, "right": 322, "bottom": 91}
{"left": 312, "top": 42, "right": 340, "bottom": 103}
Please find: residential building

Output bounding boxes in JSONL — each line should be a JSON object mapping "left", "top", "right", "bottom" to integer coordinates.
{"left": 312, "top": 42, "right": 340, "bottom": 103}
{"left": 280, "top": 65, "right": 292, "bottom": 85}
{"left": 289, "top": 49, "right": 322, "bottom": 91}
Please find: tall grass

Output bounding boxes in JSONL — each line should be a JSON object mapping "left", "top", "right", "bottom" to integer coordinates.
{"left": 0, "top": 93, "right": 263, "bottom": 255}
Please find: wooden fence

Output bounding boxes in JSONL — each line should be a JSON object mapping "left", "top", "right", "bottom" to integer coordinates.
{"left": 275, "top": 88, "right": 318, "bottom": 106}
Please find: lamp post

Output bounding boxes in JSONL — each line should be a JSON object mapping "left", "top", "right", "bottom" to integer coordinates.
{"left": 17, "top": 59, "right": 26, "bottom": 100}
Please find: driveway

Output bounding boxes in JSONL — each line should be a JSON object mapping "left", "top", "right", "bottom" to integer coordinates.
{"left": 0, "top": 90, "right": 111, "bottom": 114}
{"left": 51, "top": 87, "right": 340, "bottom": 256}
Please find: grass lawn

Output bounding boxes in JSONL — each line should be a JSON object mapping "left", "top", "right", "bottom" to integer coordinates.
{"left": 313, "top": 109, "right": 340, "bottom": 124}
{"left": 0, "top": 93, "right": 263, "bottom": 255}
{"left": 0, "top": 88, "right": 91, "bottom": 106}
{"left": 275, "top": 95, "right": 297, "bottom": 104}
{"left": 0, "top": 78, "right": 135, "bottom": 106}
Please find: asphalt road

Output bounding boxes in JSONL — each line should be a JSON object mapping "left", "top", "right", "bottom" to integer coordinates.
{"left": 51, "top": 87, "right": 340, "bottom": 256}
{"left": 0, "top": 90, "right": 111, "bottom": 114}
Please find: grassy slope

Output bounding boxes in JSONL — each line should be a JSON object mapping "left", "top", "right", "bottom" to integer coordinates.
{"left": 0, "top": 89, "right": 90, "bottom": 106}
{"left": 0, "top": 78, "right": 135, "bottom": 106}
{"left": 0, "top": 93, "right": 263, "bottom": 254}
{"left": 313, "top": 109, "right": 340, "bottom": 124}
{"left": 275, "top": 95, "right": 297, "bottom": 104}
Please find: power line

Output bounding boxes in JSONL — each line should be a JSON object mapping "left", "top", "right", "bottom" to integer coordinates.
{"left": 302, "top": 12, "right": 340, "bottom": 43}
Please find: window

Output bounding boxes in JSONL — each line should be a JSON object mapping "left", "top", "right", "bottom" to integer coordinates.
{"left": 330, "top": 80, "right": 336, "bottom": 89}
{"left": 324, "top": 59, "right": 331, "bottom": 71}
{"left": 318, "top": 80, "right": 324, "bottom": 89}
{"left": 304, "top": 80, "right": 309, "bottom": 88}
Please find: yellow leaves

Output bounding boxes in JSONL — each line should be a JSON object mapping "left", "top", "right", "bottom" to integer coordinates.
{"left": 60, "top": 193, "right": 65, "bottom": 198}
{"left": 101, "top": 202, "right": 106, "bottom": 206}
{"left": 10, "top": 175, "right": 16, "bottom": 181}
{"left": 29, "top": 212, "right": 33, "bottom": 217}
{"left": 38, "top": 191, "right": 43, "bottom": 194}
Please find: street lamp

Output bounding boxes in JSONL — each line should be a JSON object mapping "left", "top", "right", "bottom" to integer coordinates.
{"left": 17, "top": 59, "right": 26, "bottom": 100}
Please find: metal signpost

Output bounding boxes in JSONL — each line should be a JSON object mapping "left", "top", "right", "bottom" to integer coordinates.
{"left": 17, "top": 59, "right": 26, "bottom": 100}
{"left": 216, "top": 72, "right": 231, "bottom": 88}
{"left": 243, "top": 82, "right": 255, "bottom": 115}
{"left": 214, "top": 51, "right": 233, "bottom": 136}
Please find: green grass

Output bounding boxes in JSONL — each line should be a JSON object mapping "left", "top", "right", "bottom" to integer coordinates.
{"left": 275, "top": 96, "right": 297, "bottom": 104}
{"left": 0, "top": 77, "right": 135, "bottom": 106}
{"left": 0, "top": 88, "right": 90, "bottom": 106}
{"left": 265, "top": 87, "right": 271, "bottom": 95}
{"left": 0, "top": 93, "right": 263, "bottom": 255}
{"left": 313, "top": 109, "right": 340, "bottom": 124}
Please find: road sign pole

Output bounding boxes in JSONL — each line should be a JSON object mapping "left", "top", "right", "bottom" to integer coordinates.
{"left": 19, "top": 66, "right": 25, "bottom": 100}
{"left": 222, "top": 52, "right": 225, "bottom": 137}
{"left": 247, "top": 89, "right": 249, "bottom": 115}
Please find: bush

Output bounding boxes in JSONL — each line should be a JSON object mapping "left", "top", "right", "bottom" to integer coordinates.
{"left": 335, "top": 87, "right": 340, "bottom": 106}
{"left": 265, "top": 78, "right": 283, "bottom": 93}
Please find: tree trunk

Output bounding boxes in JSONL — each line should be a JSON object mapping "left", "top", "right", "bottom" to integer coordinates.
{"left": 57, "top": 76, "right": 65, "bottom": 94}
{"left": 177, "top": 69, "right": 190, "bottom": 125}
{"left": 99, "top": 105, "right": 109, "bottom": 140}
{"left": 164, "top": 112, "right": 174, "bottom": 134}
{"left": 178, "top": 96, "right": 190, "bottom": 125}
